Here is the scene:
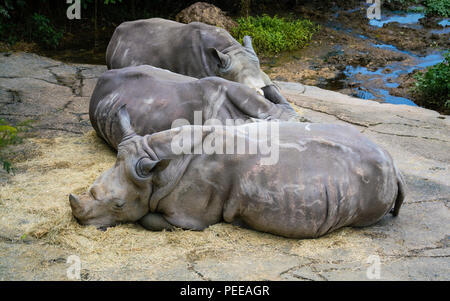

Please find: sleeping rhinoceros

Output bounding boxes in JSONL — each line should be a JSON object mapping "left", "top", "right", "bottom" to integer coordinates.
{"left": 89, "top": 65, "right": 300, "bottom": 148}
{"left": 106, "top": 18, "right": 275, "bottom": 96}
{"left": 70, "top": 107, "right": 405, "bottom": 238}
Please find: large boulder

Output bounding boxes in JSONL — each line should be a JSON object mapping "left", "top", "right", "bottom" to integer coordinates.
{"left": 175, "top": 2, "right": 238, "bottom": 32}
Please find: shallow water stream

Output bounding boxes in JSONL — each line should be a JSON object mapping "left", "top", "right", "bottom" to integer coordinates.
{"left": 264, "top": 6, "right": 449, "bottom": 108}
{"left": 317, "top": 9, "right": 447, "bottom": 106}
{"left": 344, "top": 42, "right": 444, "bottom": 106}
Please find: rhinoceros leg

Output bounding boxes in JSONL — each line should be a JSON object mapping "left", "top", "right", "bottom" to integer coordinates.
{"left": 223, "top": 82, "right": 300, "bottom": 121}
{"left": 261, "top": 85, "right": 289, "bottom": 105}
{"left": 139, "top": 213, "right": 175, "bottom": 231}
{"left": 224, "top": 85, "right": 279, "bottom": 119}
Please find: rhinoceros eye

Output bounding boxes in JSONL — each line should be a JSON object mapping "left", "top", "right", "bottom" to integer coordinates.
{"left": 136, "top": 157, "right": 156, "bottom": 178}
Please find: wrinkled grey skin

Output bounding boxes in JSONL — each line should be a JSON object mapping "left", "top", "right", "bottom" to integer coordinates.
{"left": 70, "top": 107, "right": 405, "bottom": 238}
{"left": 89, "top": 65, "right": 300, "bottom": 149}
{"left": 106, "top": 18, "right": 274, "bottom": 96}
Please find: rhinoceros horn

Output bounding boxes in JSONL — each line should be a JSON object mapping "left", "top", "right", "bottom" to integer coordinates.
{"left": 243, "top": 36, "right": 256, "bottom": 56}
{"left": 117, "top": 105, "right": 136, "bottom": 141}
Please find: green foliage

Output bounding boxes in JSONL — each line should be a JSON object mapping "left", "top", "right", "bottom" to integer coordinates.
{"left": 103, "top": 0, "right": 122, "bottom": 4}
{"left": 424, "top": 0, "right": 450, "bottom": 17}
{"left": 0, "top": 5, "right": 9, "bottom": 18}
{"left": 31, "top": 13, "right": 63, "bottom": 49}
{"left": 0, "top": 0, "right": 25, "bottom": 44}
{"left": 81, "top": 0, "right": 123, "bottom": 9}
{"left": 383, "top": 0, "right": 449, "bottom": 16}
{"left": 413, "top": 52, "right": 450, "bottom": 114}
{"left": 0, "top": 119, "right": 32, "bottom": 173}
{"left": 0, "top": 0, "right": 25, "bottom": 19}
{"left": 231, "top": 15, "right": 319, "bottom": 55}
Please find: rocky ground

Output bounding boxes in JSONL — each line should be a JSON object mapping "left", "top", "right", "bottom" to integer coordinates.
{"left": 0, "top": 52, "right": 448, "bottom": 280}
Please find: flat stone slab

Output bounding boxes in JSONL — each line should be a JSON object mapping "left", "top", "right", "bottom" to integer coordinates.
{"left": 0, "top": 52, "right": 448, "bottom": 280}
{"left": 0, "top": 52, "right": 106, "bottom": 136}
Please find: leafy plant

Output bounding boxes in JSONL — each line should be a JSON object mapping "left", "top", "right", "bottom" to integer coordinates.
{"left": 424, "top": 0, "right": 450, "bottom": 17}
{"left": 413, "top": 52, "right": 450, "bottom": 114}
{"left": 81, "top": 0, "right": 123, "bottom": 9}
{"left": 382, "top": 0, "right": 449, "bottom": 15}
{"left": 0, "top": 0, "right": 25, "bottom": 44}
{"left": 31, "top": 13, "right": 63, "bottom": 49}
{"left": 103, "top": 0, "right": 122, "bottom": 4}
{"left": 231, "top": 15, "right": 319, "bottom": 55}
{"left": 0, "top": 0, "right": 25, "bottom": 19}
{"left": 0, "top": 119, "right": 32, "bottom": 173}
{"left": 0, "top": 5, "right": 9, "bottom": 19}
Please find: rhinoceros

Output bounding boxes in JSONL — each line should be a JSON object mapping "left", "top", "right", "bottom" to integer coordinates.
{"left": 89, "top": 65, "right": 300, "bottom": 148}
{"left": 70, "top": 107, "right": 405, "bottom": 238}
{"left": 105, "top": 18, "right": 275, "bottom": 96}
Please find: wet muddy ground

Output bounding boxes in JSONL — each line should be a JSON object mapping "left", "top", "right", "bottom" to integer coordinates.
{"left": 261, "top": 4, "right": 449, "bottom": 108}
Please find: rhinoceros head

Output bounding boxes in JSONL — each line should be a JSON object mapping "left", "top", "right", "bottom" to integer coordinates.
{"left": 69, "top": 106, "right": 158, "bottom": 228}
{"left": 210, "top": 36, "right": 272, "bottom": 96}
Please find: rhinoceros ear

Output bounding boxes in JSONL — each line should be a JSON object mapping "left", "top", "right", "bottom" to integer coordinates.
{"left": 243, "top": 35, "right": 256, "bottom": 55}
{"left": 117, "top": 105, "right": 136, "bottom": 141}
{"left": 135, "top": 157, "right": 159, "bottom": 178}
{"left": 208, "top": 48, "right": 231, "bottom": 70}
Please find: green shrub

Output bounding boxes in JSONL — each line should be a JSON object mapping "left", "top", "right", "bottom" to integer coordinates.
{"left": 424, "top": 0, "right": 450, "bottom": 17}
{"left": 0, "top": 1, "right": 18, "bottom": 44}
{"left": 231, "top": 15, "right": 319, "bottom": 55}
{"left": 383, "top": 0, "right": 449, "bottom": 16}
{"left": 413, "top": 52, "right": 450, "bottom": 114}
{"left": 31, "top": 13, "right": 63, "bottom": 49}
{"left": 0, "top": 119, "right": 32, "bottom": 173}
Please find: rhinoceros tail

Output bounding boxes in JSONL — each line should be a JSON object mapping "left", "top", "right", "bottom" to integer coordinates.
{"left": 391, "top": 164, "right": 406, "bottom": 217}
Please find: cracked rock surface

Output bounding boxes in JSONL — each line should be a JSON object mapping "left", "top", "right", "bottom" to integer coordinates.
{"left": 0, "top": 52, "right": 448, "bottom": 280}
{"left": 0, "top": 52, "right": 106, "bottom": 136}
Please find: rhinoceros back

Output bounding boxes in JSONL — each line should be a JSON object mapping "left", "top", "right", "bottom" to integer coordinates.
{"left": 89, "top": 65, "right": 198, "bottom": 149}
{"left": 221, "top": 122, "right": 404, "bottom": 238}
{"left": 106, "top": 18, "right": 239, "bottom": 77}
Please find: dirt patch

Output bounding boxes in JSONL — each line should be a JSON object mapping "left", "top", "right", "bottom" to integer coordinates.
{"left": 260, "top": 4, "right": 448, "bottom": 109}
{"left": 334, "top": 8, "right": 449, "bottom": 54}
{"left": 0, "top": 41, "right": 39, "bottom": 53}
{"left": 261, "top": 26, "right": 410, "bottom": 86}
